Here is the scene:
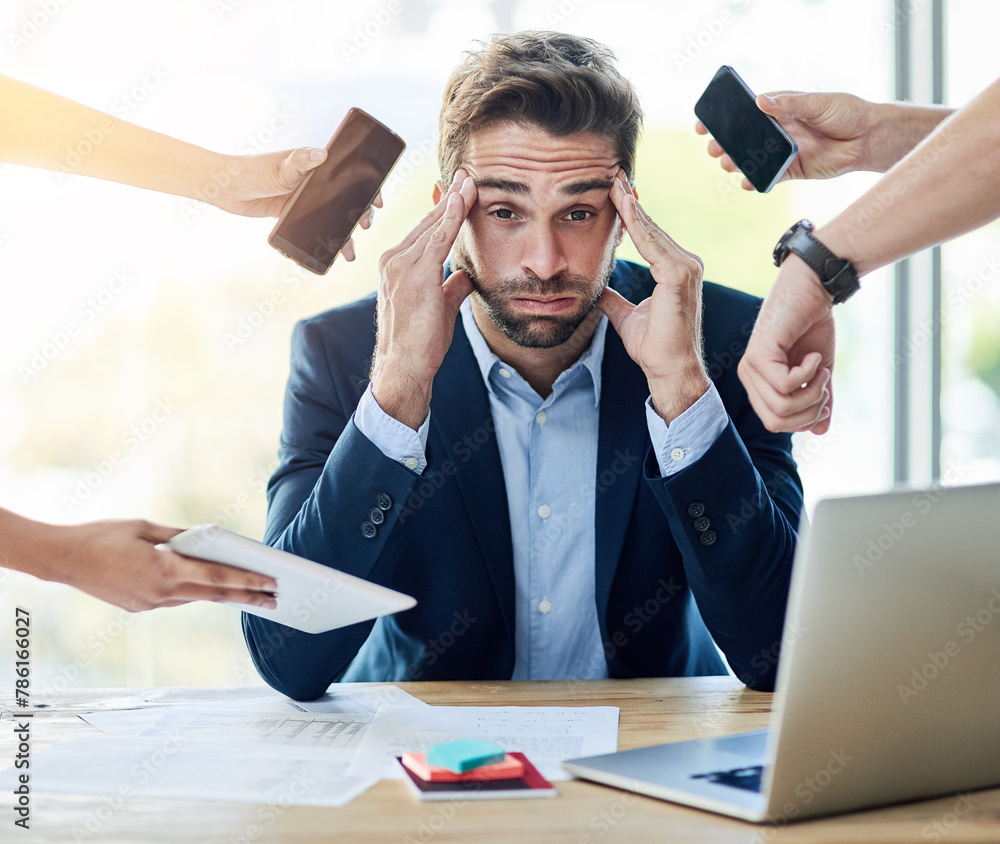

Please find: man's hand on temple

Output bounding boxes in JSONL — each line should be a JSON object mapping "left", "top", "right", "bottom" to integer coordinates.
{"left": 738, "top": 254, "right": 835, "bottom": 434}
{"left": 598, "top": 173, "right": 710, "bottom": 424}
{"left": 369, "top": 169, "right": 477, "bottom": 429}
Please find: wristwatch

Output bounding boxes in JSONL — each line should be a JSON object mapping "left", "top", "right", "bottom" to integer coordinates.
{"left": 773, "top": 219, "right": 860, "bottom": 305}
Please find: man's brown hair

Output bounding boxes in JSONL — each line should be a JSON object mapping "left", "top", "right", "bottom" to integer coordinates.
{"left": 438, "top": 30, "right": 643, "bottom": 186}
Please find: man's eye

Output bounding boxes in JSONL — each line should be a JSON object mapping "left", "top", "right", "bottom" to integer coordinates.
{"left": 567, "top": 210, "right": 592, "bottom": 221}
{"left": 492, "top": 208, "right": 515, "bottom": 219}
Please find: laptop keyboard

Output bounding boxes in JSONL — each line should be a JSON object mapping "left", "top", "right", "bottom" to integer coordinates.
{"left": 690, "top": 765, "right": 764, "bottom": 792}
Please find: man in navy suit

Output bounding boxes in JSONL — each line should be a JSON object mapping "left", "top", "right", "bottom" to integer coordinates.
{"left": 244, "top": 31, "right": 803, "bottom": 700}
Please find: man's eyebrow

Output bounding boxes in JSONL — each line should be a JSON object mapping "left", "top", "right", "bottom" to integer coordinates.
{"left": 474, "top": 177, "right": 528, "bottom": 195}
{"left": 561, "top": 177, "right": 615, "bottom": 196}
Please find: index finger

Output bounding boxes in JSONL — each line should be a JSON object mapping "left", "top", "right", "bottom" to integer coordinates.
{"left": 418, "top": 175, "right": 477, "bottom": 262}
{"left": 164, "top": 549, "right": 278, "bottom": 594}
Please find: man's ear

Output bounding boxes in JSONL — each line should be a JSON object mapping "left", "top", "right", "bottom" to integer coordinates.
{"left": 432, "top": 181, "right": 444, "bottom": 204}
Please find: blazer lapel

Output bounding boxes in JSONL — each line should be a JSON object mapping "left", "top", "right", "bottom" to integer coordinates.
{"left": 427, "top": 315, "right": 516, "bottom": 640}
{"left": 593, "top": 293, "right": 652, "bottom": 638}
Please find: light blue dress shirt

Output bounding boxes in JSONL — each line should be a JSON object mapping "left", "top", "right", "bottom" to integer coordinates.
{"left": 353, "top": 297, "right": 729, "bottom": 679}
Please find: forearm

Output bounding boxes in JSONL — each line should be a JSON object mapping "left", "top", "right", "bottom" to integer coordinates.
{"left": 648, "top": 426, "right": 801, "bottom": 690}
{"left": 0, "top": 507, "right": 66, "bottom": 582}
{"left": 862, "top": 100, "right": 954, "bottom": 173}
{"left": 0, "top": 74, "right": 225, "bottom": 201}
{"left": 820, "top": 79, "right": 1000, "bottom": 275}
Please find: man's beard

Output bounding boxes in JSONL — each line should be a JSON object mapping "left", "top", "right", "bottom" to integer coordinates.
{"left": 451, "top": 242, "right": 617, "bottom": 349}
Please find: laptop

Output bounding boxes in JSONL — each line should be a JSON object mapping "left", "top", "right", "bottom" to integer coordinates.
{"left": 563, "top": 481, "right": 1000, "bottom": 822}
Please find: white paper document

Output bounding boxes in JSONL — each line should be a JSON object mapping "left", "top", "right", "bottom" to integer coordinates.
{"left": 81, "top": 684, "right": 425, "bottom": 750}
{"left": 0, "top": 736, "right": 375, "bottom": 807}
{"left": 349, "top": 705, "right": 620, "bottom": 781}
{"left": 1, "top": 684, "right": 427, "bottom": 807}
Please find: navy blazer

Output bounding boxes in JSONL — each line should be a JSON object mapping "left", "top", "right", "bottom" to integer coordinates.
{"left": 243, "top": 260, "right": 802, "bottom": 699}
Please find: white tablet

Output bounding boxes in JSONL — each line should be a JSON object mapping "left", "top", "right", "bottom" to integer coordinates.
{"left": 162, "top": 524, "right": 416, "bottom": 634}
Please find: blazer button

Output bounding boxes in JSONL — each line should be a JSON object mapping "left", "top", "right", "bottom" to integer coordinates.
{"left": 361, "top": 521, "right": 377, "bottom": 539}
{"left": 688, "top": 501, "right": 705, "bottom": 518}
{"left": 699, "top": 529, "right": 717, "bottom": 547}
{"left": 369, "top": 508, "right": 385, "bottom": 525}
{"left": 693, "top": 516, "right": 711, "bottom": 533}
{"left": 376, "top": 493, "right": 393, "bottom": 511}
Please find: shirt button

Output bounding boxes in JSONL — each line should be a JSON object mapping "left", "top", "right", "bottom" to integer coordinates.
{"left": 498, "top": 368, "right": 512, "bottom": 379}
{"left": 538, "top": 599, "right": 552, "bottom": 614}
{"left": 361, "top": 521, "right": 377, "bottom": 539}
{"left": 688, "top": 502, "right": 705, "bottom": 518}
{"left": 536, "top": 411, "right": 547, "bottom": 425}
{"left": 537, "top": 504, "right": 551, "bottom": 519}
{"left": 403, "top": 457, "right": 419, "bottom": 471}
{"left": 670, "top": 448, "right": 685, "bottom": 462}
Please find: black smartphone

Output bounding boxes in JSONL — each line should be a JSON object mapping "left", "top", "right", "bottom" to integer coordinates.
{"left": 694, "top": 66, "right": 797, "bottom": 193}
{"left": 268, "top": 108, "right": 406, "bottom": 274}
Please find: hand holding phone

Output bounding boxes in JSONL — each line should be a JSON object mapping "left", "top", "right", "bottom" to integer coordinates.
{"left": 694, "top": 66, "right": 797, "bottom": 193}
{"left": 268, "top": 108, "right": 406, "bottom": 274}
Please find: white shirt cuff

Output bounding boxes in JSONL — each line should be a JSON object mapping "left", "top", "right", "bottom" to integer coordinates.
{"left": 646, "top": 382, "right": 728, "bottom": 478}
{"left": 353, "top": 383, "right": 429, "bottom": 474}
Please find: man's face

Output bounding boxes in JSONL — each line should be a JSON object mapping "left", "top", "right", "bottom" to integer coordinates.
{"left": 449, "top": 123, "right": 624, "bottom": 348}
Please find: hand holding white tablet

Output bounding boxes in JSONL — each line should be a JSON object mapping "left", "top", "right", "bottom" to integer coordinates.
{"left": 163, "top": 525, "right": 416, "bottom": 634}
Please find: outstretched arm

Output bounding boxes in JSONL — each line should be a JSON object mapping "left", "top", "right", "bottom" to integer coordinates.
{"left": 0, "top": 507, "right": 277, "bottom": 612}
{"left": 739, "top": 77, "right": 1000, "bottom": 434}
{"left": 0, "top": 73, "right": 381, "bottom": 258}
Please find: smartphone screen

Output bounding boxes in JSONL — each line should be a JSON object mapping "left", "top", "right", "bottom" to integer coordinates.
{"left": 694, "top": 66, "right": 797, "bottom": 193}
{"left": 268, "top": 108, "right": 406, "bottom": 274}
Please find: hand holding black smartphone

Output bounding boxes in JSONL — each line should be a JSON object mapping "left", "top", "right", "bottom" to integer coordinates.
{"left": 268, "top": 107, "right": 406, "bottom": 274}
{"left": 694, "top": 66, "right": 797, "bottom": 193}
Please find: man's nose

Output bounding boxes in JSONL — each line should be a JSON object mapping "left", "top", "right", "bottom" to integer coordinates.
{"left": 519, "top": 224, "right": 569, "bottom": 281}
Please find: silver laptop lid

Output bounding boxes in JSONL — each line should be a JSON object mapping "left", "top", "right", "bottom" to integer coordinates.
{"left": 763, "top": 480, "right": 1000, "bottom": 820}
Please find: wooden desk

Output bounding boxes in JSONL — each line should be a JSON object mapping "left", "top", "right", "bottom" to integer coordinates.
{"left": 2, "top": 678, "right": 999, "bottom": 843}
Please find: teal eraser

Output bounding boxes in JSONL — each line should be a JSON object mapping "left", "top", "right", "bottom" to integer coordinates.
{"left": 426, "top": 739, "right": 506, "bottom": 773}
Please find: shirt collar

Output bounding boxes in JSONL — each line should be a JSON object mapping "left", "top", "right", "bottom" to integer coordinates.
{"left": 459, "top": 296, "right": 607, "bottom": 407}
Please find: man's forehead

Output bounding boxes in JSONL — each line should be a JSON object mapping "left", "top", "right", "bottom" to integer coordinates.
{"left": 463, "top": 122, "right": 619, "bottom": 189}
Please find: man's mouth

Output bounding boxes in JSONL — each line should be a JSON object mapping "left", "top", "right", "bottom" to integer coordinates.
{"left": 510, "top": 296, "right": 576, "bottom": 315}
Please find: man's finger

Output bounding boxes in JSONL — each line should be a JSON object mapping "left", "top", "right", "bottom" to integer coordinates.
{"left": 392, "top": 169, "right": 467, "bottom": 255}
{"left": 442, "top": 269, "right": 475, "bottom": 313}
{"left": 416, "top": 176, "right": 476, "bottom": 263}
{"left": 167, "top": 552, "right": 278, "bottom": 594}
{"left": 595, "top": 287, "right": 635, "bottom": 335}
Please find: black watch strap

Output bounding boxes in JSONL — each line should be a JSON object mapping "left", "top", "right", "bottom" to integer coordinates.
{"left": 774, "top": 220, "right": 860, "bottom": 305}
